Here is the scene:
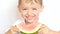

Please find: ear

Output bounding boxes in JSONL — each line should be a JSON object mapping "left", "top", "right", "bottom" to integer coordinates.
{"left": 39, "top": 6, "right": 44, "bottom": 13}
{"left": 17, "top": 6, "right": 21, "bottom": 12}
{"left": 41, "top": 6, "right": 44, "bottom": 12}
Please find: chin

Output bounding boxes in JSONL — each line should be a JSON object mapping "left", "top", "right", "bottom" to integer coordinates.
{"left": 26, "top": 19, "right": 34, "bottom": 23}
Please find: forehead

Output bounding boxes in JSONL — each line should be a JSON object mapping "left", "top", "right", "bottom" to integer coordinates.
{"left": 20, "top": 3, "right": 41, "bottom": 8}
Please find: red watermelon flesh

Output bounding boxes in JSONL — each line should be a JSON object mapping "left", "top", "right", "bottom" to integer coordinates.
{"left": 18, "top": 22, "right": 40, "bottom": 31}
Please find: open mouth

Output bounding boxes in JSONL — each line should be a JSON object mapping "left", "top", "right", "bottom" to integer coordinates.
{"left": 26, "top": 16, "right": 35, "bottom": 20}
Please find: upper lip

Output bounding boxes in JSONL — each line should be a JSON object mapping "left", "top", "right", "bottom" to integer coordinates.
{"left": 26, "top": 16, "right": 34, "bottom": 18}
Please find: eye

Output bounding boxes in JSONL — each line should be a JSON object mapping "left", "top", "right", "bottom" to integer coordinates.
{"left": 32, "top": 8, "right": 37, "bottom": 10}
{"left": 22, "top": 8, "right": 27, "bottom": 10}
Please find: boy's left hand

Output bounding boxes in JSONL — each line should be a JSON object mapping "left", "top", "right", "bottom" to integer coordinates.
{"left": 39, "top": 24, "right": 60, "bottom": 34}
{"left": 39, "top": 24, "right": 49, "bottom": 34}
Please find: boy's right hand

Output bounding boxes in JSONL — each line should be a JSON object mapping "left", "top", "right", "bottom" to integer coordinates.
{"left": 5, "top": 26, "right": 19, "bottom": 34}
{"left": 11, "top": 26, "right": 19, "bottom": 32}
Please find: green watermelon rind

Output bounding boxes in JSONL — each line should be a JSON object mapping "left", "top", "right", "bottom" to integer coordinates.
{"left": 16, "top": 24, "right": 42, "bottom": 33}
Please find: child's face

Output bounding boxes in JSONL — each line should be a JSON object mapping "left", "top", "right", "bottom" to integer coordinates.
{"left": 18, "top": 2, "right": 43, "bottom": 23}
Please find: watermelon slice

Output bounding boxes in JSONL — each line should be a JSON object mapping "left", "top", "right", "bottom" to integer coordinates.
{"left": 16, "top": 23, "right": 43, "bottom": 34}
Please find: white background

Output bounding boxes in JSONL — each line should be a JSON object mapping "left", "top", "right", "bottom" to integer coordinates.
{"left": 0, "top": 0, "right": 60, "bottom": 34}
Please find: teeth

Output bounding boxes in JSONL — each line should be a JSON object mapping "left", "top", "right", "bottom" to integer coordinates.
{"left": 26, "top": 16, "right": 34, "bottom": 20}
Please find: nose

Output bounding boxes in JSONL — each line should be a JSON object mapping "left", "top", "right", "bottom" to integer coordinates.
{"left": 27, "top": 9, "right": 32, "bottom": 16}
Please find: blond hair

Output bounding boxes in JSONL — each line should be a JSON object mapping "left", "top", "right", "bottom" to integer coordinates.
{"left": 18, "top": 0, "right": 42, "bottom": 6}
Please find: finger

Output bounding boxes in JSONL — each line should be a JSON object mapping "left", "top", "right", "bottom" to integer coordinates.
{"left": 39, "top": 24, "right": 48, "bottom": 32}
{"left": 11, "top": 26, "right": 19, "bottom": 32}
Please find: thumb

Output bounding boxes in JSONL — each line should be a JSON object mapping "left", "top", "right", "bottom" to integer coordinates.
{"left": 39, "top": 24, "right": 49, "bottom": 34}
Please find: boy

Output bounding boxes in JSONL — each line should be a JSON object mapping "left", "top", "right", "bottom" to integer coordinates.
{"left": 5, "top": 0, "right": 60, "bottom": 34}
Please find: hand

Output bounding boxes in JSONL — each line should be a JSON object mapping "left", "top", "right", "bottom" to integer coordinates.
{"left": 39, "top": 24, "right": 60, "bottom": 34}
{"left": 5, "top": 25, "right": 19, "bottom": 34}
{"left": 10, "top": 25, "right": 19, "bottom": 34}
{"left": 39, "top": 24, "right": 50, "bottom": 34}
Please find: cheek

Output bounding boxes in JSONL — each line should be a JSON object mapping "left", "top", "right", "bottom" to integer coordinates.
{"left": 36, "top": 13, "right": 39, "bottom": 17}
{"left": 32, "top": 12, "right": 39, "bottom": 18}
{"left": 34, "top": 10, "right": 40, "bottom": 16}
{"left": 18, "top": 7, "right": 21, "bottom": 11}
{"left": 21, "top": 12, "right": 27, "bottom": 17}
